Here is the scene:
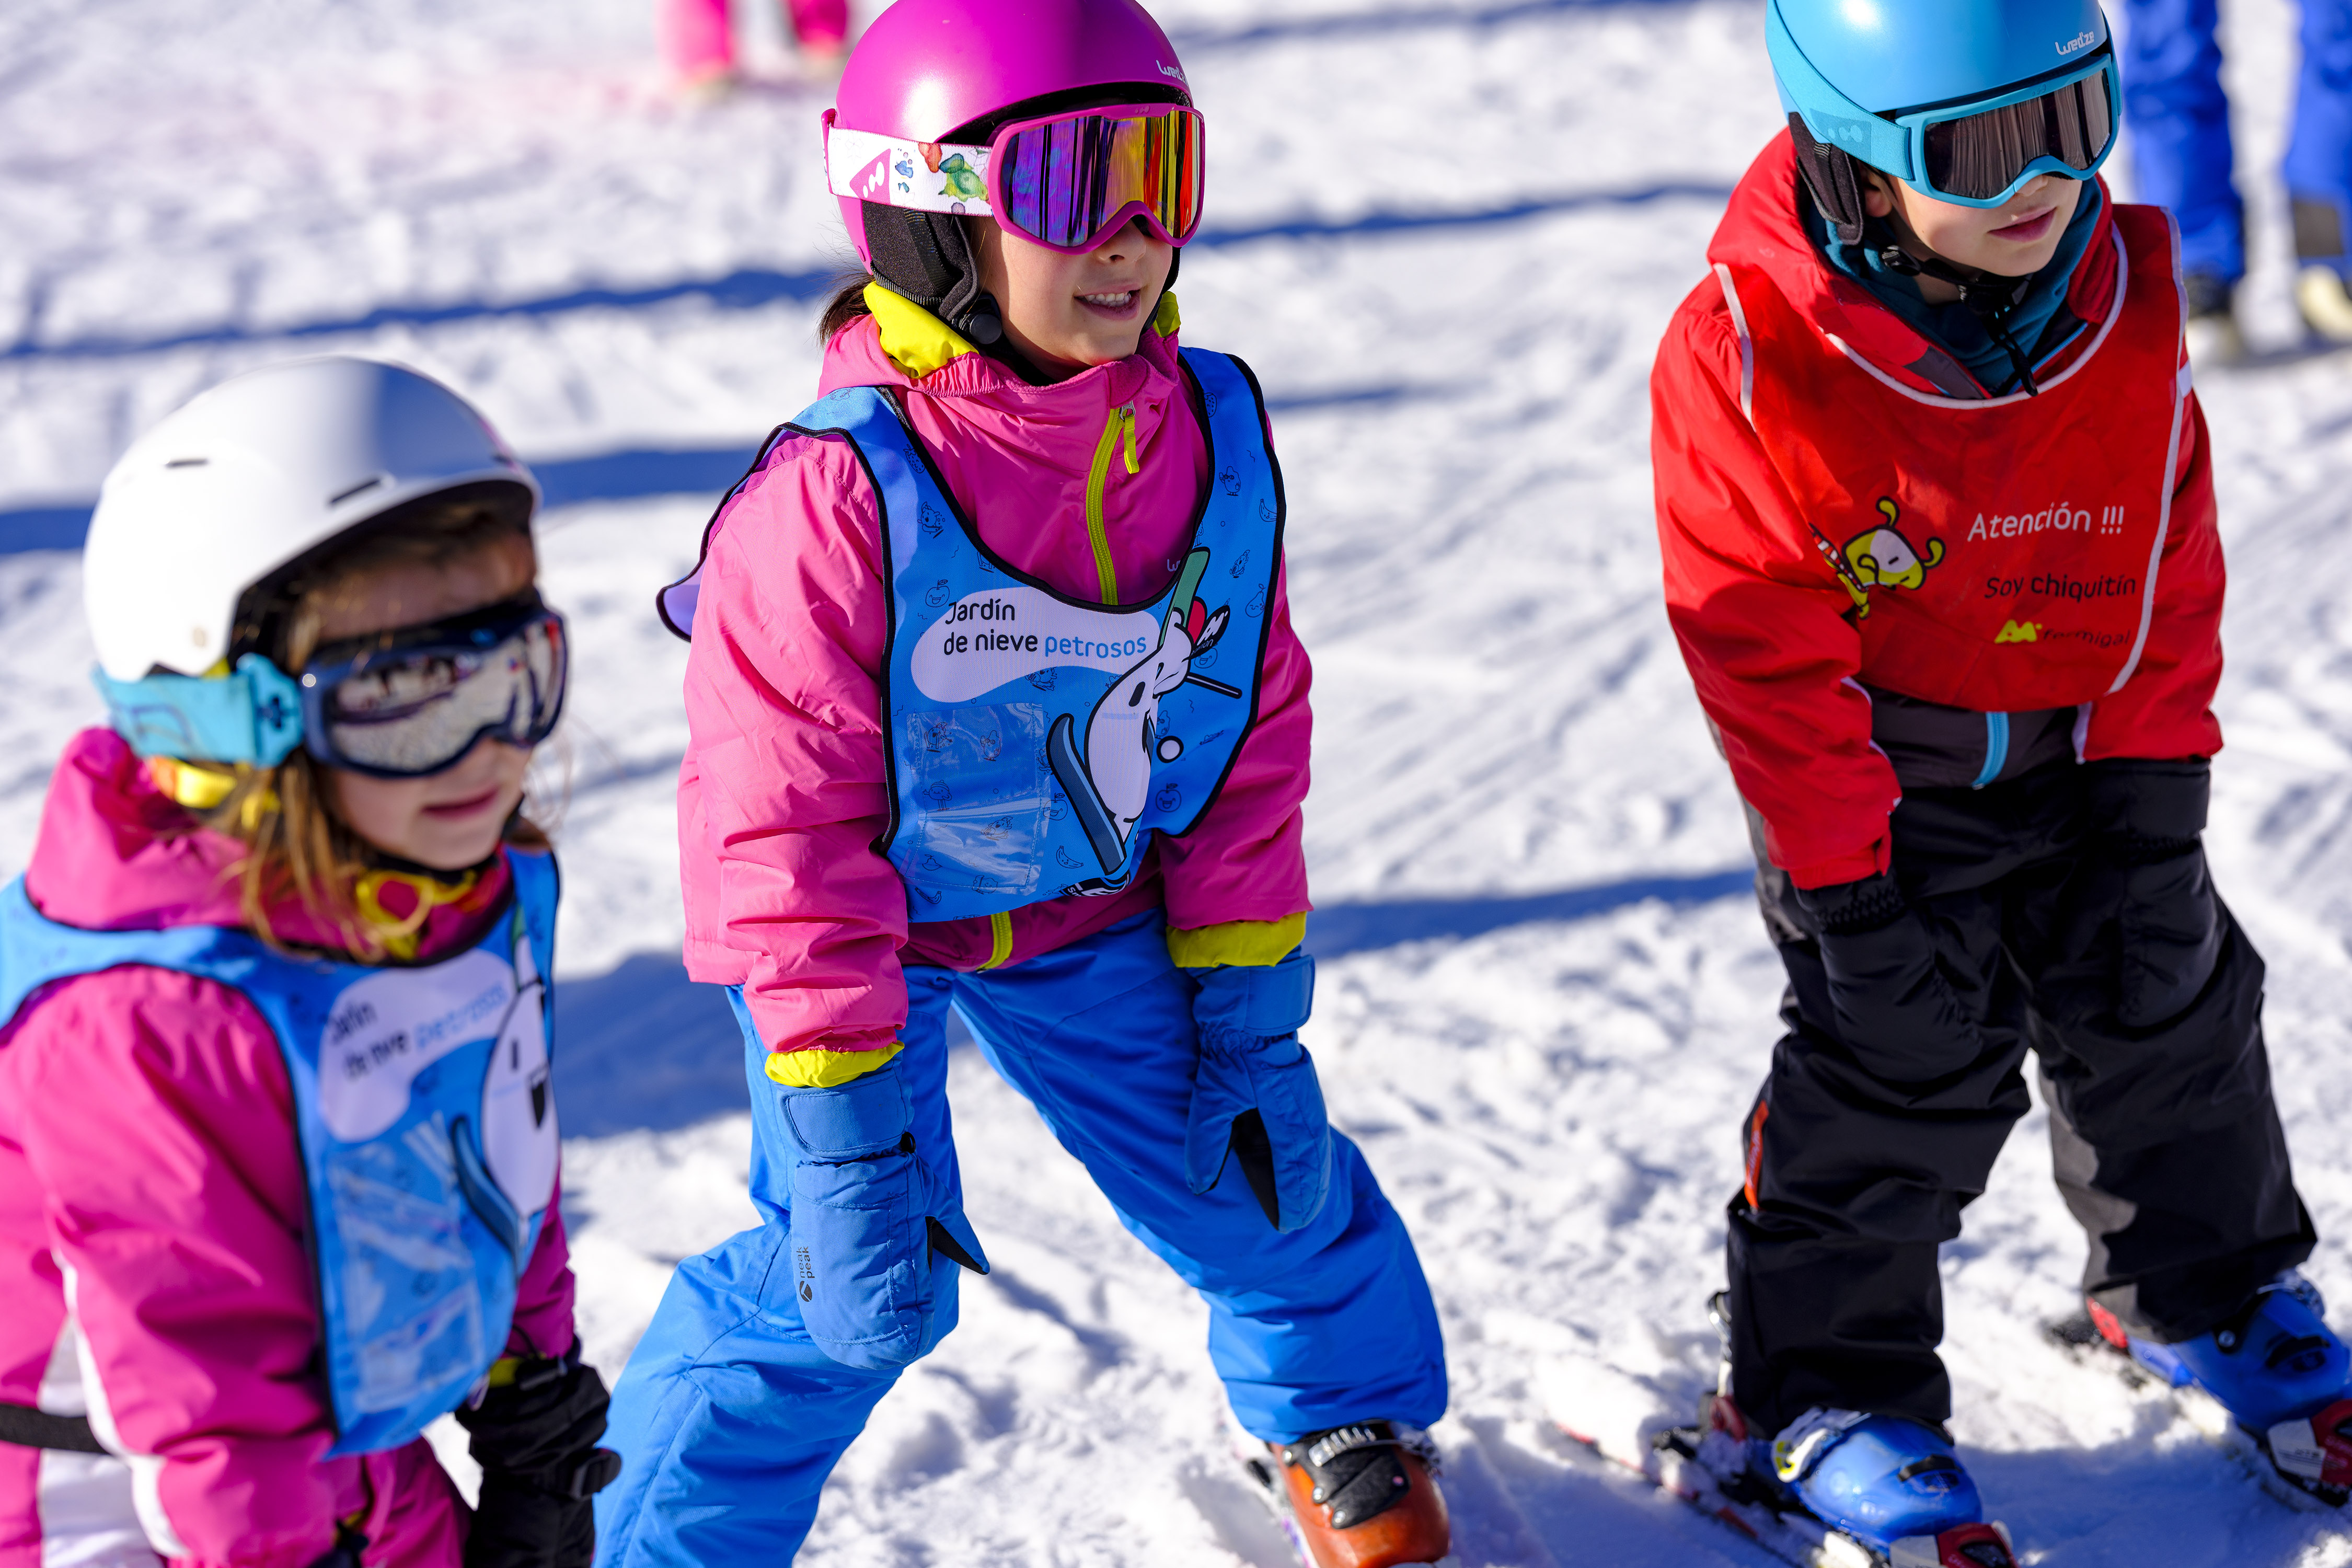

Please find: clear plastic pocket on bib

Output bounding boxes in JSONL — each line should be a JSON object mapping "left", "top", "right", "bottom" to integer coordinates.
{"left": 325, "top": 1130, "right": 486, "bottom": 1413}
{"left": 901, "top": 702, "right": 1051, "bottom": 902}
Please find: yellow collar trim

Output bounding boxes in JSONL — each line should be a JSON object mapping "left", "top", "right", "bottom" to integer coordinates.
{"left": 866, "top": 283, "right": 977, "bottom": 379}
{"left": 148, "top": 756, "right": 239, "bottom": 811}
{"left": 148, "top": 757, "right": 276, "bottom": 828}
{"left": 862, "top": 283, "right": 1182, "bottom": 381}
{"left": 354, "top": 867, "right": 482, "bottom": 962}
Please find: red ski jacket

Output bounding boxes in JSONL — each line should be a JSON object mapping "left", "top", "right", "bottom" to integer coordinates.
{"left": 1654, "top": 132, "right": 2223, "bottom": 888}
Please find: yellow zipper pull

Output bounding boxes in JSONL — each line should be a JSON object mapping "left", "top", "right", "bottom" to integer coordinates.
{"left": 1120, "top": 403, "right": 1139, "bottom": 475}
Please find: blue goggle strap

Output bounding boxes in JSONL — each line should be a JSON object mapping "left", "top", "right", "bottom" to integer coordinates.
{"left": 94, "top": 653, "right": 306, "bottom": 768}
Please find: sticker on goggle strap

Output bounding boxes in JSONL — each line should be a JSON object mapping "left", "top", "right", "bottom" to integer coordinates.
{"left": 825, "top": 126, "right": 995, "bottom": 217}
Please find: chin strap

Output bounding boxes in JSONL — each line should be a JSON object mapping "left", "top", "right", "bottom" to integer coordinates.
{"left": 1871, "top": 224, "right": 2041, "bottom": 397}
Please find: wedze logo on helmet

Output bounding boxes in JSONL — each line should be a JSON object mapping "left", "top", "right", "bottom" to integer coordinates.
{"left": 2057, "top": 29, "right": 2098, "bottom": 55}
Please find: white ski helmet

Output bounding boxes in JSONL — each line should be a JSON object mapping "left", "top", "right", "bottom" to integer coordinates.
{"left": 86, "top": 356, "right": 538, "bottom": 684}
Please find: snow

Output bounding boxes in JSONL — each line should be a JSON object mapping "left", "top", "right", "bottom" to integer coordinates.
{"left": 10, "top": 0, "right": 2352, "bottom": 1560}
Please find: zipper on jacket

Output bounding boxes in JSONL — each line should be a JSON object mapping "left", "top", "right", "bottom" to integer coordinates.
{"left": 981, "top": 910, "right": 1014, "bottom": 969}
{"left": 1085, "top": 402, "right": 1139, "bottom": 605}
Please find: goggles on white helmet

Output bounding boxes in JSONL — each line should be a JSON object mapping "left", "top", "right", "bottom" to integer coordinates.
{"left": 96, "top": 594, "right": 567, "bottom": 779}
{"left": 299, "top": 594, "right": 567, "bottom": 778}
{"left": 826, "top": 102, "right": 1204, "bottom": 255}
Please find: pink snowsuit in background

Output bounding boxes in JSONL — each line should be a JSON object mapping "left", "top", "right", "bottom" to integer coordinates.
{"left": 660, "top": 0, "right": 847, "bottom": 78}
{"left": 0, "top": 729, "right": 579, "bottom": 1568}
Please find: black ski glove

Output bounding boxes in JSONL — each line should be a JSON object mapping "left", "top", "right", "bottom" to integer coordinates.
{"left": 2077, "top": 757, "right": 2222, "bottom": 1027}
{"left": 1794, "top": 871, "right": 1981, "bottom": 1075}
{"left": 454, "top": 1343, "right": 621, "bottom": 1568}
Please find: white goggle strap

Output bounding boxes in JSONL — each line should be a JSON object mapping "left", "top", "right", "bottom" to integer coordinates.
{"left": 825, "top": 124, "right": 996, "bottom": 218}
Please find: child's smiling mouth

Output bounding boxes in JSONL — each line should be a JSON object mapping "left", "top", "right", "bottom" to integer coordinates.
{"left": 1077, "top": 290, "right": 1141, "bottom": 317}
{"left": 1990, "top": 206, "right": 2059, "bottom": 244}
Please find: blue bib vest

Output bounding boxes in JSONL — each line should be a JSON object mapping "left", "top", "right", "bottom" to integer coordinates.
{"left": 0, "top": 851, "right": 561, "bottom": 1457}
{"left": 787, "top": 348, "right": 1285, "bottom": 922}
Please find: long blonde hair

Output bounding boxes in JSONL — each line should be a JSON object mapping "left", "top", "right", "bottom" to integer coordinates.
{"left": 184, "top": 500, "right": 549, "bottom": 956}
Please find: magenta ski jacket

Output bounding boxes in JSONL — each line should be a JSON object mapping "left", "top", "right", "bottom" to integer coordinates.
{"left": 676, "top": 294, "right": 1314, "bottom": 1077}
{"left": 0, "top": 728, "right": 578, "bottom": 1568}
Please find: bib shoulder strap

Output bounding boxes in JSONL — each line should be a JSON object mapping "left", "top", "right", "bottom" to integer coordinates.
{"left": 790, "top": 384, "right": 911, "bottom": 448}
{"left": 1178, "top": 348, "right": 1270, "bottom": 438}
{"left": 501, "top": 847, "right": 559, "bottom": 988}
{"left": 0, "top": 876, "right": 255, "bottom": 1030}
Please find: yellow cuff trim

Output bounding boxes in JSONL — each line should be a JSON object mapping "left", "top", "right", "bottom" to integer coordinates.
{"left": 1165, "top": 913, "right": 1307, "bottom": 969}
{"left": 867, "top": 283, "right": 977, "bottom": 379}
{"left": 483, "top": 1355, "right": 523, "bottom": 1389}
{"left": 764, "top": 1041, "right": 906, "bottom": 1089}
{"left": 1152, "top": 290, "right": 1180, "bottom": 337}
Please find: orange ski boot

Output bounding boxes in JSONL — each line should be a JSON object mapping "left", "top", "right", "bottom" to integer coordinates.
{"left": 1260, "top": 1422, "right": 1452, "bottom": 1568}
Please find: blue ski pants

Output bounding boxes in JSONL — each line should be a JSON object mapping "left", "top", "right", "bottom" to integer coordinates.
{"left": 591, "top": 911, "right": 1447, "bottom": 1567}
{"left": 2120, "top": 0, "right": 2352, "bottom": 280}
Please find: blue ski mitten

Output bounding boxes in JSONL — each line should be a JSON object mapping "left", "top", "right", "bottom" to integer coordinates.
{"left": 773, "top": 1062, "right": 988, "bottom": 1370}
{"left": 1183, "top": 950, "right": 1332, "bottom": 1232}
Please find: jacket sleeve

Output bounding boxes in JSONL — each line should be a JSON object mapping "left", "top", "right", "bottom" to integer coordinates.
{"left": 506, "top": 1191, "right": 577, "bottom": 1360}
{"left": 2079, "top": 390, "right": 2226, "bottom": 762}
{"left": 678, "top": 433, "right": 910, "bottom": 1073}
{"left": 1156, "top": 541, "right": 1313, "bottom": 946}
{"left": 1652, "top": 291, "right": 1901, "bottom": 889}
{"left": 13, "top": 968, "right": 343, "bottom": 1568}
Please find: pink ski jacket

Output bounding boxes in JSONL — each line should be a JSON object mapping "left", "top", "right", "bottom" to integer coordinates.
{"left": 677, "top": 291, "right": 1313, "bottom": 1081}
{"left": 0, "top": 728, "right": 577, "bottom": 1568}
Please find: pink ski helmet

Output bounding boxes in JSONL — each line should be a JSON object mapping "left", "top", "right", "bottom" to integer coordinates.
{"left": 832, "top": 0, "right": 1192, "bottom": 266}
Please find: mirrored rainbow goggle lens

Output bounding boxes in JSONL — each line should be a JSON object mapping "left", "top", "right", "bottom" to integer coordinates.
{"left": 993, "top": 108, "right": 1204, "bottom": 251}
{"left": 825, "top": 109, "right": 1203, "bottom": 252}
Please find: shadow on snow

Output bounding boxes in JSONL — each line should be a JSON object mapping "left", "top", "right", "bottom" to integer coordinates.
{"left": 0, "top": 184, "right": 1727, "bottom": 372}
{"left": 0, "top": 384, "right": 1469, "bottom": 554}
{"left": 549, "top": 867, "right": 1753, "bottom": 1139}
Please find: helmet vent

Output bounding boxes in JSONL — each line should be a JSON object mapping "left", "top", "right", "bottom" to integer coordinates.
{"left": 329, "top": 475, "right": 386, "bottom": 505}
{"left": 164, "top": 458, "right": 209, "bottom": 469}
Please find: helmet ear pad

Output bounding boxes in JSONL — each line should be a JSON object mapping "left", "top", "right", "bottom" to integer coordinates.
{"left": 861, "top": 205, "right": 1005, "bottom": 345}
{"left": 1790, "top": 113, "right": 1869, "bottom": 247}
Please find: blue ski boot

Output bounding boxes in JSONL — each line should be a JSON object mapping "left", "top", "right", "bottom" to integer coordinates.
{"left": 2090, "top": 1272, "right": 2352, "bottom": 1499}
{"left": 1761, "top": 1408, "right": 2015, "bottom": 1566}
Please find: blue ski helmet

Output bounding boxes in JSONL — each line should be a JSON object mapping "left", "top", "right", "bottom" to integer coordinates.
{"left": 1768, "top": 0, "right": 2119, "bottom": 229}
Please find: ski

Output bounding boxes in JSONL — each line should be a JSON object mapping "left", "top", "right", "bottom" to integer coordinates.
{"left": 1540, "top": 1354, "right": 2015, "bottom": 1568}
{"left": 2046, "top": 1310, "right": 2351, "bottom": 1513}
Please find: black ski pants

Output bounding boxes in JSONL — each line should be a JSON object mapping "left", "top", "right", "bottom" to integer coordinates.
{"left": 1725, "top": 757, "right": 2314, "bottom": 1439}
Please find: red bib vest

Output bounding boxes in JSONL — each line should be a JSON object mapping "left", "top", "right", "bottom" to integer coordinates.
{"left": 1717, "top": 204, "right": 2190, "bottom": 713}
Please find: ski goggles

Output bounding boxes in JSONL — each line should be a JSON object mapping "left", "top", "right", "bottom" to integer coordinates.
{"left": 1899, "top": 54, "right": 2119, "bottom": 207}
{"left": 297, "top": 595, "right": 568, "bottom": 778}
{"left": 825, "top": 102, "right": 1205, "bottom": 254}
{"left": 1769, "top": 0, "right": 2119, "bottom": 210}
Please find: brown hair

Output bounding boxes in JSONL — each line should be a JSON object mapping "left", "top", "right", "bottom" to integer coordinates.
{"left": 818, "top": 270, "right": 877, "bottom": 345}
{"left": 192, "top": 499, "right": 546, "bottom": 956}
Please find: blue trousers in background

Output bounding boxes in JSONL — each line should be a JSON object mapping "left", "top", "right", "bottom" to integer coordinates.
{"left": 2120, "top": 0, "right": 2352, "bottom": 280}
{"left": 591, "top": 911, "right": 1448, "bottom": 1566}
